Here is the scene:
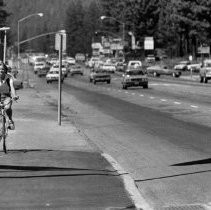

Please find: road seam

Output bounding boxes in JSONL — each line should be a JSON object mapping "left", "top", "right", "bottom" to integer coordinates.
{"left": 102, "top": 153, "right": 154, "bottom": 210}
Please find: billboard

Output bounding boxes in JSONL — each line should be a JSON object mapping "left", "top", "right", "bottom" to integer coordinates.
{"left": 144, "top": 37, "right": 154, "bottom": 50}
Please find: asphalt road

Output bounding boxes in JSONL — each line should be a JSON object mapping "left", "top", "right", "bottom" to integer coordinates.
{"left": 30, "top": 66, "right": 211, "bottom": 209}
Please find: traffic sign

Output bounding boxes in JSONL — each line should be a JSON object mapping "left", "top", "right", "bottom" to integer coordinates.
{"left": 55, "top": 31, "right": 66, "bottom": 51}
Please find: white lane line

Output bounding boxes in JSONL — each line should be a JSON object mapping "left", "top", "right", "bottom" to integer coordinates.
{"left": 125, "top": 91, "right": 128, "bottom": 94}
{"left": 118, "top": 90, "right": 122, "bottom": 92}
{"left": 139, "top": 94, "right": 144, "bottom": 97}
{"left": 149, "top": 96, "right": 155, "bottom": 99}
{"left": 174, "top": 101, "right": 181, "bottom": 105}
{"left": 102, "top": 153, "right": 153, "bottom": 210}
{"left": 190, "top": 105, "right": 199, "bottom": 108}
{"left": 131, "top": 93, "right": 135, "bottom": 96}
{"left": 161, "top": 99, "right": 167, "bottom": 102}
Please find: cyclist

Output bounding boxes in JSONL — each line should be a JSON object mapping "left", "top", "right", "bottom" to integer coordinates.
{"left": 0, "top": 62, "right": 19, "bottom": 130}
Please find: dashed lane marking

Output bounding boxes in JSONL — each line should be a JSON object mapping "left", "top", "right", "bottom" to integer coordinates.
{"left": 190, "top": 105, "right": 199, "bottom": 108}
{"left": 174, "top": 101, "right": 181, "bottom": 105}
{"left": 139, "top": 94, "right": 144, "bottom": 97}
{"left": 150, "top": 96, "right": 155, "bottom": 99}
{"left": 161, "top": 99, "right": 167, "bottom": 102}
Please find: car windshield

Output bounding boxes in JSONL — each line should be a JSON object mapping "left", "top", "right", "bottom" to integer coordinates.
{"left": 125, "top": 70, "right": 144, "bottom": 76}
{"left": 49, "top": 71, "right": 58, "bottom": 74}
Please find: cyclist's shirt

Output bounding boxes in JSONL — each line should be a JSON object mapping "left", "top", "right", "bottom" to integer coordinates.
{"left": 0, "top": 74, "right": 11, "bottom": 99}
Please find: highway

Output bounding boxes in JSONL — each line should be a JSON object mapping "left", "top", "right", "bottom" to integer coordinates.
{"left": 31, "top": 66, "right": 211, "bottom": 209}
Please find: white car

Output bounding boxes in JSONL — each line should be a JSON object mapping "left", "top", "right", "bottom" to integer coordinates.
{"left": 101, "top": 63, "right": 116, "bottom": 73}
{"left": 66, "top": 57, "right": 76, "bottom": 65}
{"left": 34, "top": 62, "right": 45, "bottom": 74}
{"left": 46, "top": 70, "right": 64, "bottom": 83}
{"left": 50, "top": 64, "right": 68, "bottom": 77}
{"left": 174, "top": 61, "right": 202, "bottom": 72}
{"left": 69, "top": 65, "right": 83, "bottom": 76}
{"left": 88, "top": 57, "right": 100, "bottom": 68}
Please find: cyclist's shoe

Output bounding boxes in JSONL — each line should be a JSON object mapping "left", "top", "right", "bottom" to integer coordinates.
{"left": 8, "top": 120, "right": 15, "bottom": 130}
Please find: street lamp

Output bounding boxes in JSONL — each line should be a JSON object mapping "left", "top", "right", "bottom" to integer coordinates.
{"left": 17, "top": 13, "right": 43, "bottom": 65}
{"left": 0, "top": 27, "right": 10, "bottom": 63}
{"left": 100, "top": 15, "right": 125, "bottom": 46}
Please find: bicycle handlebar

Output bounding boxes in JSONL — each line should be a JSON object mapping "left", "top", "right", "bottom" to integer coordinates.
{"left": 0, "top": 96, "right": 19, "bottom": 108}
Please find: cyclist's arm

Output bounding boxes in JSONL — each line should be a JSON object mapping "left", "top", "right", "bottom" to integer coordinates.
{"left": 9, "top": 77, "right": 17, "bottom": 99}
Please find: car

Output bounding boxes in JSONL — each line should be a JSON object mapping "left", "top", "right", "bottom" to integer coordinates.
{"left": 145, "top": 55, "right": 156, "bottom": 63}
{"left": 116, "top": 62, "right": 126, "bottom": 72}
{"left": 122, "top": 67, "right": 148, "bottom": 89}
{"left": 37, "top": 65, "right": 50, "bottom": 77}
{"left": 101, "top": 63, "right": 116, "bottom": 73}
{"left": 89, "top": 69, "right": 111, "bottom": 84}
{"left": 200, "top": 59, "right": 211, "bottom": 83}
{"left": 147, "top": 65, "right": 181, "bottom": 77}
{"left": 88, "top": 57, "right": 100, "bottom": 68}
{"left": 34, "top": 62, "right": 45, "bottom": 74}
{"left": 46, "top": 70, "right": 64, "bottom": 83}
{"left": 187, "top": 63, "right": 202, "bottom": 72}
{"left": 50, "top": 64, "right": 68, "bottom": 78}
{"left": 66, "top": 57, "right": 76, "bottom": 65}
{"left": 127, "top": 60, "right": 142, "bottom": 69}
{"left": 174, "top": 61, "right": 190, "bottom": 71}
{"left": 69, "top": 65, "right": 83, "bottom": 76}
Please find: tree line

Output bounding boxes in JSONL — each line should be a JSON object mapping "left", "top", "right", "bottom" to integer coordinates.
{"left": 1, "top": 0, "right": 211, "bottom": 58}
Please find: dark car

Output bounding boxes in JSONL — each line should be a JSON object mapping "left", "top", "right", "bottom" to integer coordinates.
{"left": 122, "top": 67, "right": 148, "bottom": 89}
{"left": 89, "top": 69, "right": 111, "bottom": 84}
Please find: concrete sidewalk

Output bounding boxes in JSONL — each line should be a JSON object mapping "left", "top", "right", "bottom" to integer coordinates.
{"left": 0, "top": 87, "right": 137, "bottom": 209}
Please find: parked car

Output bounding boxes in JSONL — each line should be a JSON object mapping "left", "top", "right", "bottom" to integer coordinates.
{"left": 46, "top": 70, "right": 64, "bottom": 83}
{"left": 122, "top": 67, "right": 148, "bottom": 89}
{"left": 69, "top": 65, "right": 83, "bottom": 76}
{"left": 89, "top": 69, "right": 111, "bottom": 84}
{"left": 147, "top": 65, "right": 181, "bottom": 77}
{"left": 174, "top": 61, "right": 190, "bottom": 71}
{"left": 200, "top": 59, "right": 211, "bottom": 83}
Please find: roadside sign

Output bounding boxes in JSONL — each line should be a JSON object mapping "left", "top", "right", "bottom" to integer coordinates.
{"left": 55, "top": 31, "right": 66, "bottom": 51}
{"left": 197, "top": 46, "right": 210, "bottom": 54}
{"left": 144, "top": 37, "right": 154, "bottom": 50}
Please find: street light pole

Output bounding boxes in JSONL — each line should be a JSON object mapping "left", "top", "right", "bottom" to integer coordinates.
{"left": 100, "top": 16, "right": 125, "bottom": 47}
{"left": 0, "top": 27, "right": 10, "bottom": 63}
{"left": 17, "top": 13, "right": 43, "bottom": 67}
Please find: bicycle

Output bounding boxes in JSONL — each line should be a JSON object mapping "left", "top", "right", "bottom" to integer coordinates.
{"left": 0, "top": 97, "right": 19, "bottom": 154}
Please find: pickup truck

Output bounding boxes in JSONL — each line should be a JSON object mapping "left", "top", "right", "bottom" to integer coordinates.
{"left": 200, "top": 59, "right": 211, "bottom": 83}
{"left": 89, "top": 69, "right": 111, "bottom": 84}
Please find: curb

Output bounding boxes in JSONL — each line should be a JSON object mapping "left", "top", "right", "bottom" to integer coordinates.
{"left": 102, "top": 153, "right": 154, "bottom": 210}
